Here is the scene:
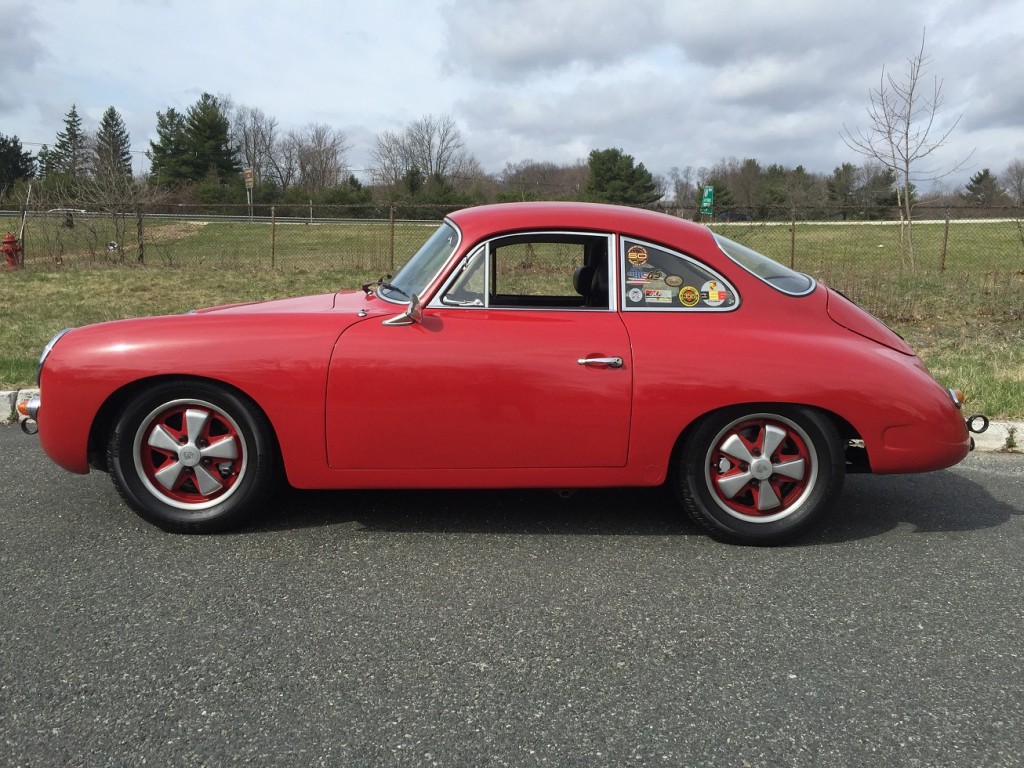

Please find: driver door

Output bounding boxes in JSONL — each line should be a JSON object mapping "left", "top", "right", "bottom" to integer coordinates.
{"left": 325, "top": 232, "right": 632, "bottom": 471}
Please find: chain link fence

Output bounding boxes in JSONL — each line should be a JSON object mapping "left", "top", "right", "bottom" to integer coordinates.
{"left": 3, "top": 203, "right": 1023, "bottom": 321}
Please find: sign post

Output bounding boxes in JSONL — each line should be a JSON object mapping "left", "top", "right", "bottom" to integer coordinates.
{"left": 244, "top": 168, "right": 255, "bottom": 222}
{"left": 700, "top": 185, "right": 714, "bottom": 217}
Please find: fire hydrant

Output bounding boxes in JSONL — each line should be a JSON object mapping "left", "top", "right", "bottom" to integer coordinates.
{"left": 2, "top": 232, "right": 22, "bottom": 269}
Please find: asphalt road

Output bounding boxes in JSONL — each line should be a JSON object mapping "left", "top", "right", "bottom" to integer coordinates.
{"left": 2, "top": 425, "right": 1022, "bottom": 767}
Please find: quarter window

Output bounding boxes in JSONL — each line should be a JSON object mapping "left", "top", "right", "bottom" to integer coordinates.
{"left": 620, "top": 238, "right": 739, "bottom": 311}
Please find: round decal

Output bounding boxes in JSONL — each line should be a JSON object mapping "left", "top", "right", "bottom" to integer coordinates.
{"left": 627, "top": 287, "right": 643, "bottom": 303}
{"left": 665, "top": 275, "right": 683, "bottom": 287}
{"left": 701, "top": 280, "right": 727, "bottom": 307}
{"left": 679, "top": 285, "right": 700, "bottom": 307}
{"left": 626, "top": 245, "right": 649, "bottom": 266}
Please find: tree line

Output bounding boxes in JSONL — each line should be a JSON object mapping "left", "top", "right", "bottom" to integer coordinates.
{"left": 2, "top": 93, "right": 1023, "bottom": 220}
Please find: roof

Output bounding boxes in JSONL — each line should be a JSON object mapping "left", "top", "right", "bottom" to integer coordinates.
{"left": 446, "top": 202, "right": 713, "bottom": 248}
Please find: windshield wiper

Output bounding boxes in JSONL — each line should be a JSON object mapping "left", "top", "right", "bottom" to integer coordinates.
{"left": 361, "top": 274, "right": 393, "bottom": 295}
{"left": 379, "top": 281, "right": 410, "bottom": 299}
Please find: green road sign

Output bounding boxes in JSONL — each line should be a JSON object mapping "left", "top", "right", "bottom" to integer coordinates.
{"left": 700, "top": 185, "right": 714, "bottom": 215}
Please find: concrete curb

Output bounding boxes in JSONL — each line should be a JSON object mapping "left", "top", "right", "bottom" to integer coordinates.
{"left": 969, "top": 420, "right": 1022, "bottom": 453}
{"left": 2, "top": 386, "right": 1021, "bottom": 453}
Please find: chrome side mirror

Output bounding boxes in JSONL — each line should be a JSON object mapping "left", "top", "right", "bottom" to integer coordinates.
{"left": 382, "top": 293, "right": 423, "bottom": 326}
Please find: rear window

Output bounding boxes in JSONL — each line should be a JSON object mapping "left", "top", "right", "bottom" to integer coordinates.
{"left": 712, "top": 233, "right": 815, "bottom": 296}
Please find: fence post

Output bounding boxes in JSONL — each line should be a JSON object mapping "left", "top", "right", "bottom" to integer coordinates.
{"left": 389, "top": 203, "right": 396, "bottom": 273}
{"left": 940, "top": 217, "right": 950, "bottom": 273}
{"left": 271, "top": 205, "right": 276, "bottom": 269}
{"left": 789, "top": 213, "right": 797, "bottom": 269}
{"left": 136, "top": 210, "right": 145, "bottom": 264}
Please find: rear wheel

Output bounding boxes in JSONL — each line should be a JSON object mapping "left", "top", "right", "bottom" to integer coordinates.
{"left": 677, "top": 407, "right": 844, "bottom": 545}
{"left": 107, "top": 381, "right": 279, "bottom": 533}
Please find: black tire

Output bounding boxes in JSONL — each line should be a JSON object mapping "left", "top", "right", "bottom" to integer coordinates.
{"left": 676, "top": 406, "right": 845, "bottom": 546}
{"left": 107, "top": 380, "right": 279, "bottom": 533}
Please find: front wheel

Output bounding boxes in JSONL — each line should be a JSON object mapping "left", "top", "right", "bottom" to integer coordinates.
{"left": 107, "top": 381, "right": 280, "bottom": 533}
{"left": 677, "top": 407, "right": 845, "bottom": 545}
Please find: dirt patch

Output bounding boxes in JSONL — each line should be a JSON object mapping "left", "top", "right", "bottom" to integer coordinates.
{"left": 145, "top": 220, "right": 208, "bottom": 243}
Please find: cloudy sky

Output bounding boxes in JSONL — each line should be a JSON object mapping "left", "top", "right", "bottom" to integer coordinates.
{"left": 3, "top": 0, "right": 1022, "bottom": 191}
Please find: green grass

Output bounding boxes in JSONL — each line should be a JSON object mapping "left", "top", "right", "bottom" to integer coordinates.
{"left": 2, "top": 214, "right": 1022, "bottom": 417}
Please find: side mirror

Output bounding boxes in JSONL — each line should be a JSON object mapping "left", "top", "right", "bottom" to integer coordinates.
{"left": 382, "top": 293, "right": 423, "bottom": 326}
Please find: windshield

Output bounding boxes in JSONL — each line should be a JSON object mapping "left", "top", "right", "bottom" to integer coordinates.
{"left": 378, "top": 222, "right": 460, "bottom": 303}
{"left": 712, "top": 233, "right": 815, "bottom": 296}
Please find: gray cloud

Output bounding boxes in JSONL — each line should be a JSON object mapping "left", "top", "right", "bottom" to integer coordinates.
{"left": 0, "top": 1, "right": 46, "bottom": 112}
{"left": 3, "top": 0, "right": 1021, "bottom": 191}
{"left": 441, "top": 0, "right": 1024, "bottom": 183}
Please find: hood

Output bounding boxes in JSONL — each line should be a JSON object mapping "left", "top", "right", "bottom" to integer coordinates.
{"left": 192, "top": 290, "right": 382, "bottom": 316}
{"left": 825, "top": 288, "right": 915, "bottom": 355}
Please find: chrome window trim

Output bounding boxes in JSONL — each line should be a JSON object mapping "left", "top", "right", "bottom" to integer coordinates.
{"left": 619, "top": 236, "right": 741, "bottom": 313}
{"left": 379, "top": 220, "right": 463, "bottom": 306}
{"left": 429, "top": 230, "right": 617, "bottom": 312}
{"left": 712, "top": 232, "right": 816, "bottom": 297}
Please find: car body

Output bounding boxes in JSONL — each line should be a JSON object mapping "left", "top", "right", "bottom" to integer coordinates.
{"left": 23, "top": 202, "right": 979, "bottom": 544}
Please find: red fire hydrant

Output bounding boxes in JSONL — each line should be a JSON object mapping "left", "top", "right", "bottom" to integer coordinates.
{"left": 2, "top": 232, "right": 22, "bottom": 269}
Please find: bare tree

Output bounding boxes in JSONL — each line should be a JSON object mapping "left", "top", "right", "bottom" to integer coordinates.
{"left": 371, "top": 114, "right": 478, "bottom": 192}
{"left": 667, "top": 166, "right": 697, "bottom": 209}
{"left": 842, "top": 31, "right": 972, "bottom": 269}
{"left": 499, "top": 159, "right": 589, "bottom": 200}
{"left": 370, "top": 129, "right": 408, "bottom": 188}
{"left": 269, "top": 132, "right": 300, "bottom": 191}
{"left": 290, "top": 123, "right": 351, "bottom": 193}
{"left": 406, "top": 114, "right": 470, "bottom": 180}
{"left": 231, "top": 105, "right": 278, "bottom": 187}
{"left": 1003, "top": 158, "right": 1024, "bottom": 206}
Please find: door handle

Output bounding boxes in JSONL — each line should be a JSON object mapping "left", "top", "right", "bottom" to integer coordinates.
{"left": 577, "top": 356, "right": 624, "bottom": 368}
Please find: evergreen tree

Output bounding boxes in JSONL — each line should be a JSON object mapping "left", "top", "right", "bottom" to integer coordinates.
{"left": 961, "top": 169, "right": 1006, "bottom": 206}
{"left": 35, "top": 145, "right": 50, "bottom": 178}
{"left": 827, "top": 163, "right": 859, "bottom": 213}
{"left": 183, "top": 93, "right": 240, "bottom": 182}
{"left": 48, "top": 104, "right": 90, "bottom": 178}
{"left": 148, "top": 108, "right": 190, "bottom": 187}
{"left": 585, "top": 148, "right": 662, "bottom": 206}
{"left": 858, "top": 166, "right": 899, "bottom": 218}
{"left": 0, "top": 134, "right": 36, "bottom": 196}
{"left": 93, "top": 107, "right": 133, "bottom": 179}
{"left": 757, "top": 164, "right": 788, "bottom": 214}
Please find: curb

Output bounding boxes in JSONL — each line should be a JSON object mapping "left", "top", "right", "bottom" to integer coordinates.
{"left": 969, "top": 420, "right": 1021, "bottom": 453}
{"left": 2, "top": 386, "right": 1021, "bottom": 453}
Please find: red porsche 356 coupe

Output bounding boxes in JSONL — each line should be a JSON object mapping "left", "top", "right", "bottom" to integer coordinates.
{"left": 22, "top": 202, "right": 983, "bottom": 544}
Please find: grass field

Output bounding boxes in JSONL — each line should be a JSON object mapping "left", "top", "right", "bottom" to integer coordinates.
{"left": 2, "top": 213, "right": 1022, "bottom": 417}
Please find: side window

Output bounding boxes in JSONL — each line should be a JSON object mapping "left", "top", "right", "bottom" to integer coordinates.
{"left": 442, "top": 245, "right": 486, "bottom": 306}
{"left": 439, "top": 233, "right": 613, "bottom": 310}
{"left": 493, "top": 241, "right": 580, "bottom": 299}
{"left": 621, "top": 238, "right": 739, "bottom": 311}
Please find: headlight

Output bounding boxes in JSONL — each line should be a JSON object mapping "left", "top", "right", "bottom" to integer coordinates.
{"left": 946, "top": 388, "right": 965, "bottom": 410}
{"left": 37, "top": 328, "right": 73, "bottom": 385}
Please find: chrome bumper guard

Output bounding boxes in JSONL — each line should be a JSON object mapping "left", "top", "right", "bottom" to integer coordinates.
{"left": 966, "top": 413, "right": 989, "bottom": 451}
{"left": 19, "top": 395, "right": 40, "bottom": 435}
